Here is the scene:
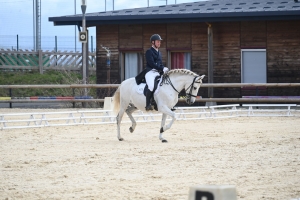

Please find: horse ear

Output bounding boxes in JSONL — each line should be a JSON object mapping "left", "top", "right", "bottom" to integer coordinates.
{"left": 199, "top": 75, "right": 205, "bottom": 80}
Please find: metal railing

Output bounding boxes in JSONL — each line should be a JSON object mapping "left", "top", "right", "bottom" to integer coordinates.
{"left": 0, "top": 49, "right": 96, "bottom": 73}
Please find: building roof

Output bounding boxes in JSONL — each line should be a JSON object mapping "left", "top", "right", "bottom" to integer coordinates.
{"left": 49, "top": 0, "right": 300, "bottom": 26}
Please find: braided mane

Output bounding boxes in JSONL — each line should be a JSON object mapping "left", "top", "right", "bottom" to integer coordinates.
{"left": 165, "top": 69, "right": 199, "bottom": 76}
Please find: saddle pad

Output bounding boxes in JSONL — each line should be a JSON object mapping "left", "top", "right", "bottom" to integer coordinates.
{"left": 136, "top": 83, "right": 146, "bottom": 95}
{"left": 135, "top": 78, "right": 163, "bottom": 95}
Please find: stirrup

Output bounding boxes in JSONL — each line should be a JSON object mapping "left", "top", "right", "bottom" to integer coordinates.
{"left": 145, "top": 105, "right": 153, "bottom": 111}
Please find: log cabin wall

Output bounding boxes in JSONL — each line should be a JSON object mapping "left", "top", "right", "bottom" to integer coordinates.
{"left": 267, "top": 20, "right": 300, "bottom": 96}
{"left": 96, "top": 24, "right": 119, "bottom": 97}
{"left": 241, "top": 21, "right": 267, "bottom": 48}
{"left": 96, "top": 20, "right": 300, "bottom": 98}
{"left": 191, "top": 23, "right": 208, "bottom": 97}
{"left": 96, "top": 25, "right": 119, "bottom": 84}
{"left": 119, "top": 24, "right": 143, "bottom": 49}
{"left": 211, "top": 22, "right": 241, "bottom": 98}
{"left": 166, "top": 23, "right": 191, "bottom": 49}
{"left": 240, "top": 21, "right": 268, "bottom": 97}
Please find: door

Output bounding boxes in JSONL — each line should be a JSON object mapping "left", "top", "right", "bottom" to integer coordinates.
{"left": 241, "top": 49, "right": 266, "bottom": 83}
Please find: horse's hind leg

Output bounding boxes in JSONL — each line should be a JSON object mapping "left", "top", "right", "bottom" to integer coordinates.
{"left": 126, "top": 104, "right": 138, "bottom": 133}
{"left": 116, "top": 108, "right": 125, "bottom": 141}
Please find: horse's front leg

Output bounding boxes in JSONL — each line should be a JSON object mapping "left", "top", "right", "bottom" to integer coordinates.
{"left": 159, "top": 113, "right": 168, "bottom": 142}
{"left": 159, "top": 106, "right": 176, "bottom": 143}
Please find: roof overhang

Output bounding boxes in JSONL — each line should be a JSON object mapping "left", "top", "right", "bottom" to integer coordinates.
{"left": 49, "top": 0, "right": 300, "bottom": 27}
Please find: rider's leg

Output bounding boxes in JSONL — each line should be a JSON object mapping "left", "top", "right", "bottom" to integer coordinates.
{"left": 145, "top": 88, "right": 153, "bottom": 111}
{"left": 145, "top": 71, "right": 156, "bottom": 111}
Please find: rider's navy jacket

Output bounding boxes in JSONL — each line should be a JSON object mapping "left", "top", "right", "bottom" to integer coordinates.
{"left": 145, "top": 47, "right": 164, "bottom": 72}
{"left": 135, "top": 47, "right": 164, "bottom": 85}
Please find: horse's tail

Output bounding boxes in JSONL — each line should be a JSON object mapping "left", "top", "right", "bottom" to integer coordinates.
{"left": 112, "top": 86, "right": 121, "bottom": 115}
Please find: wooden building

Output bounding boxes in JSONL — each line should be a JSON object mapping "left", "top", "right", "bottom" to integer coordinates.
{"left": 50, "top": 0, "right": 300, "bottom": 98}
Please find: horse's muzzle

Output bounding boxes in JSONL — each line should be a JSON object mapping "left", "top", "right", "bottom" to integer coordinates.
{"left": 186, "top": 99, "right": 193, "bottom": 105}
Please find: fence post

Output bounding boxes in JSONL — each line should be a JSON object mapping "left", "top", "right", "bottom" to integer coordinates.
{"left": 38, "top": 49, "right": 43, "bottom": 74}
{"left": 17, "top": 34, "right": 19, "bottom": 51}
{"left": 55, "top": 36, "right": 58, "bottom": 66}
{"left": 86, "top": 31, "right": 89, "bottom": 83}
{"left": 17, "top": 35, "right": 19, "bottom": 65}
{"left": 9, "top": 88, "right": 12, "bottom": 108}
{"left": 73, "top": 88, "right": 75, "bottom": 108}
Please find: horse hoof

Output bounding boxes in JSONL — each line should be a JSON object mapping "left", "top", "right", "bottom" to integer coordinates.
{"left": 119, "top": 138, "right": 124, "bottom": 141}
{"left": 162, "top": 139, "right": 168, "bottom": 143}
{"left": 129, "top": 127, "right": 134, "bottom": 133}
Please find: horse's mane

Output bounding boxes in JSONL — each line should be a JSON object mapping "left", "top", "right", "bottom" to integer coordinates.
{"left": 166, "top": 69, "right": 199, "bottom": 76}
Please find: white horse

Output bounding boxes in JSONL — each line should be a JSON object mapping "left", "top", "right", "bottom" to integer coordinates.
{"left": 112, "top": 69, "right": 205, "bottom": 143}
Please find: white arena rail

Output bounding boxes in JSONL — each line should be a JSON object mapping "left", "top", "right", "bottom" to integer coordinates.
{"left": 1, "top": 104, "right": 299, "bottom": 130}
{"left": 208, "top": 104, "right": 240, "bottom": 118}
{"left": 0, "top": 110, "right": 116, "bottom": 130}
{"left": 174, "top": 106, "right": 210, "bottom": 120}
{"left": 241, "top": 104, "right": 297, "bottom": 116}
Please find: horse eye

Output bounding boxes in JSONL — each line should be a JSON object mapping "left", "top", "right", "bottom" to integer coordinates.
{"left": 193, "top": 87, "right": 197, "bottom": 90}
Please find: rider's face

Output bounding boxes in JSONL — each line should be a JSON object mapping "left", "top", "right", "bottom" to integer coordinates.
{"left": 153, "top": 40, "right": 161, "bottom": 48}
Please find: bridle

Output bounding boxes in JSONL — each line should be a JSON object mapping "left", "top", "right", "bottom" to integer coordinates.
{"left": 161, "top": 74, "right": 202, "bottom": 100}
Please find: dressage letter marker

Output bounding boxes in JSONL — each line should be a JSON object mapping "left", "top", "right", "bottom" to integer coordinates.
{"left": 79, "top": 31, "right": 87, "bottom": 43}
{"left": 188, "top": 185, "right": 237, "bottom": 200}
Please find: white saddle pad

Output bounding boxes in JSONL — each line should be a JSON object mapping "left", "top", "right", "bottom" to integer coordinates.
{"left": 135, "top": 79, "right": 162, "bottom": 95}
{"left": 136, "top": 83, "right": 146, "bottom": 95}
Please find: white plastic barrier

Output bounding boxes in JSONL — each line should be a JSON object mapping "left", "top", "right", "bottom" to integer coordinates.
{"left": 208, "top": 104, "right": 240, "bottom": 118}
{"left": 174, "top": 106, "right": 210, "bottom": 120}
{"left": 1, "top": 104, "right": 300, "bottom": 130}
{"left": 188, "top": 185, "right": 237, "bottom": 200}
{"left": 242, "top": 104, "right": 297, "bottom": 116}
{"left": 0, "top": 110, "right": 116, "bottom": 130}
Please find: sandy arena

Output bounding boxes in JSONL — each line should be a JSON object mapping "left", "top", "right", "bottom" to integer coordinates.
{"left": 1, "top": 108, "right": 300, "bottom": 200}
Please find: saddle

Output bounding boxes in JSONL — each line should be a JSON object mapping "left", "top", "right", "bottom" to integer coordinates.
{"left": 135, "top": 72, "right": 176, "bottom": 112}
{"left": 135, "top": 68, "right": 164, "bottom": 111}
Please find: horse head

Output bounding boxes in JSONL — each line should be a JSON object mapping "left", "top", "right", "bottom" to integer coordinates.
{"left": 185, "top": 74, "right": 205, "bottom": 105}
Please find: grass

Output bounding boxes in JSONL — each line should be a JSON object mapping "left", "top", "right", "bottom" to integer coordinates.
{"left": 0, "top": 70, "right": 97, "bottom": 98}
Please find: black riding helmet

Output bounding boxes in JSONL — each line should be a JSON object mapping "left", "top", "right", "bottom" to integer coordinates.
{"left": 150, "top": 34, "right": 163, "bottom": 43}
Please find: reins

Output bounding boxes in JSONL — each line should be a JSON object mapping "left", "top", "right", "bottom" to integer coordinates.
{"left": 160, "top": 74, "right": 201, "bottom": 99}
{"left": 160, "top": 74, "right": 181, "bottom": 93}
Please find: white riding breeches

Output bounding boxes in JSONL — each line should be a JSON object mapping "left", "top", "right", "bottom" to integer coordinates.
{"left": 145, "top": 70, "right": 160, "bottom": 91}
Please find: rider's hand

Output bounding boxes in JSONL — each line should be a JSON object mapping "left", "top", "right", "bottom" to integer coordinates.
{"left": 163, "top": 67, "right": 169, "bottom": 73}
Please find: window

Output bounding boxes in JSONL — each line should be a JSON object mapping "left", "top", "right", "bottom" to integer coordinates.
{"left": 168, "top": 51, "right": 191, "bottom": 70}
{"left": 241, "top": 49, "right": 266, "bottom": 83}
{"left": 120, "top": 52, "right": 143, "bottom": 80}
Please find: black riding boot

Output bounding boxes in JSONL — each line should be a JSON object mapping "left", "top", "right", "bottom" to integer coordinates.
{"left": 145, "top": 89, "right": 153, "bottom": 111}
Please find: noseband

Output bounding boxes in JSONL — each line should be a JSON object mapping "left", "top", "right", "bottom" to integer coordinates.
{"left": 185, "top": 76, "right": 202, "bottom": 99}
{"left": 161, "top": 74, "right": 201, "bottom": 100}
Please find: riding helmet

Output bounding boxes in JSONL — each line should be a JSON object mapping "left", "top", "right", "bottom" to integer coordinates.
{"left": 150, "top": 34, "right": 163, "bottom": 43}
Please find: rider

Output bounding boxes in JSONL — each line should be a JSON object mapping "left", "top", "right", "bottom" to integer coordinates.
{"left": 145, "top": 34, "right": 169, "bottom": 111}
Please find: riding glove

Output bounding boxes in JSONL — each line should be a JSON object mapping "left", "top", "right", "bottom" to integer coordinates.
{"left": 163, "top": 67, "right": 169, "bottom": 73}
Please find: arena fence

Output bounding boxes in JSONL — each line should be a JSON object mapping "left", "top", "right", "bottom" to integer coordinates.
{"left": 1, "top": 83, "right": 300, "bottom": 105}
{"left": 1, "top": 104, "right": 299, "bottom": 130}
{"left": 1, "top": 83, "right": 300, "bottom": 129}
